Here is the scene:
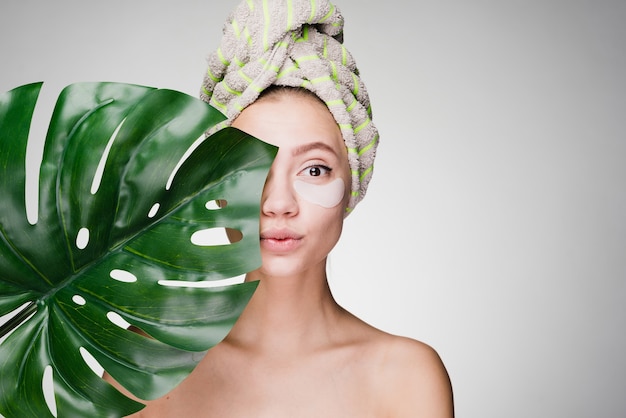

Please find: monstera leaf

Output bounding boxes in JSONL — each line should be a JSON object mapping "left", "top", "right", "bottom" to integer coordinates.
{"left": 0, "top": 82, "right": 276, "bottom": 417}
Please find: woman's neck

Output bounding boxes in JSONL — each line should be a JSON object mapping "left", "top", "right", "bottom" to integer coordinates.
{"left": 225, "top": 264, "right": 346, "bottom": 355}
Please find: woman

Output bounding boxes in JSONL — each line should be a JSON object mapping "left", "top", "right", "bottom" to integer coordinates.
{"left": 126, "top": 0, "right": 453, "bottom": 416}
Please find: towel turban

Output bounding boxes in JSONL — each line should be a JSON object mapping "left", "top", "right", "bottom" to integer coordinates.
{"left": 200, "top": 0, "right": 379, "bottom": 212}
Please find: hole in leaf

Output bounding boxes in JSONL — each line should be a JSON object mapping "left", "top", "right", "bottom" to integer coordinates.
{"left": 206, "top": 199, "right": 227, "bottom": 210}
{"left": 166, "top": 134, "right": 206, "bottom": 190}
{"left": 79, "top": 347, "right": 104, "bottom": 377}
{"left": 226, "top": 228, "right": 243, "bottom": 243}
{"left": 0, "top": 302, "right": 37, "bottom": 343}
{"left": 190, "top": 227, "right": 242, "bottom": 246}
{"left": 76, "top": 227, "right": 89, "bottom": 250}
{"left": 25, "top": 83, "right": 56, "bottom": 225}
{"left": 91, "top": 118, "right": 125, "bottom": 195}
{"left": 72, "top": 295, "right": 86, "bottom": 306}
{"left": 148, "top": 202, "right": 160, "bottom": 218}
{"left": 158, "top": 275, "right": 245, "bottom": 288}
{"left": 107, "top": 312, "right": 131, "bottom": 330}
{"left": 110, "top": 269, "right": 137, "bottom": 283}
{"left": 42, "top": 365, "right": 57, "bottom": 417}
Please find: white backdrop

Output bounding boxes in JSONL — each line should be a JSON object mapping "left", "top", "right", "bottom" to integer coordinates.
{"left": 1, "top": 1, "right": 625, "bottom": 417}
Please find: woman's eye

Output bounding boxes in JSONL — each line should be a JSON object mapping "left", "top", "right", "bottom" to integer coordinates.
{"left": 303, "top": 165, "right": 331, "bottom": 177}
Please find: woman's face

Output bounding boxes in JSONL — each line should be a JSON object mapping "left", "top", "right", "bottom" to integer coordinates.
{"left": 232, "top": 92, "right": 350, "bottom": 279}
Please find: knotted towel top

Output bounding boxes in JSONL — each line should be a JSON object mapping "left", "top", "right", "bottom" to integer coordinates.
{"left": 200, "top": 0, "right": 379, "bottom": 212}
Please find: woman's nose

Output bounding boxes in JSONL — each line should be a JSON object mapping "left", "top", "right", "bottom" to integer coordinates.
{"left": 261, "top": 168, "right": 298, "bottom": 217}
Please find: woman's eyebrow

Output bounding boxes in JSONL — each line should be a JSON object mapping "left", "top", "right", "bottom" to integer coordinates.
{"left": 291, "top": 141, "right": 338, "bottom": 157}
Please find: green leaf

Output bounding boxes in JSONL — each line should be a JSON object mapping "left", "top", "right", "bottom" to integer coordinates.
{"left": 0, "top": 82, "right": 277, "bottom": 417}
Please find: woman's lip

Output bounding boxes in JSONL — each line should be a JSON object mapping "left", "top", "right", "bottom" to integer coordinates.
{"left": 260, "top": 228, "right": 303, "bottom": 240}
{"left": 260, "top": 229, "right": 303, "bottom": 252}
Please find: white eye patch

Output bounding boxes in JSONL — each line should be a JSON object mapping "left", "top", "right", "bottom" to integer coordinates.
{"left": 293, "top": 178, "right": 345, "bottom": 208}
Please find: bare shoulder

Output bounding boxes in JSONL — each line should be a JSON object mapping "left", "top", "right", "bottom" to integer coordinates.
{"left": 365, "top": 330, "right": 454, "bottom": 418}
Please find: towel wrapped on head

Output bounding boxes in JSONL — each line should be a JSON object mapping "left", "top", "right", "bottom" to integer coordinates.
{"left": 200, "top": 0, "right": 379, "bottom": 212}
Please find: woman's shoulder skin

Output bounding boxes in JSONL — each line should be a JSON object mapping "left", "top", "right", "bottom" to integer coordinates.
{"left": 342, "top": 313, "right": 454, "bottom": 418}
{"left": 371, "top": 332, "right": 454, "bottom": 417}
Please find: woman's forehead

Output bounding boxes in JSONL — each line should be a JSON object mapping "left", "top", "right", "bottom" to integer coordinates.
{"left": 233, "top": 93, "right": 345, "bottom": 154}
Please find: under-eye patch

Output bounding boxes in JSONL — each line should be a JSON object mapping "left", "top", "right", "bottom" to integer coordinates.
{"left": 293, "top": 178, "right": 345, "bottom": 208}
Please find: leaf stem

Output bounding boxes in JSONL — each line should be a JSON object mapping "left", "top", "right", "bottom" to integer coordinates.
{"left": 0, "top": 301, "right": 37, "bottom": 339}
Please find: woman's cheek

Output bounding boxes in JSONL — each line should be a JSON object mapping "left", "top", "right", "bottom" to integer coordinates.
{"left": 293, "top": 178, "right": 345, "bottom": 208}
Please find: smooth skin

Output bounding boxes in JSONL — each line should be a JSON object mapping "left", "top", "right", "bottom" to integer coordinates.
{"left": 113, "top": 90, "right": 454, "bottom": 417}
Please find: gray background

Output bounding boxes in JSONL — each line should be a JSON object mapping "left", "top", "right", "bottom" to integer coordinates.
{"left": 1, "top": 0, "right": 625, "bottom": 417}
